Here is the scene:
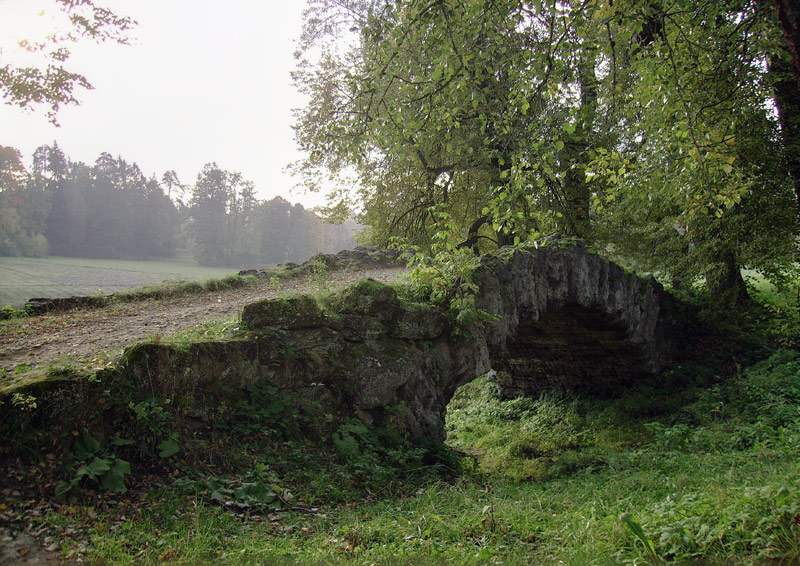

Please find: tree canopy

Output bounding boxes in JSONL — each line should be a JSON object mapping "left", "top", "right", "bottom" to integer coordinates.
{"left": 294, "top": 0, "right": 799, "bottom": 301}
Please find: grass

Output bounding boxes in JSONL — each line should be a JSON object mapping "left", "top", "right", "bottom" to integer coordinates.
{"left": 152, "top": 317, "right": 242, "bottom": 345}
{"left": 443, "top": 359, "right": 800, "bottom": 564}
{"left": 21, "top": 346, "right": 799, "bottom": 566}
{"left": 0, "top": 252, "right": 241, "bottom": 308}
{"left": 0, "top": 250, "right": 349, "bottom": 312}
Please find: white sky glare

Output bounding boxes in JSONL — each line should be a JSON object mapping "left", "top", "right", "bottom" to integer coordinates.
{"left": 0, "top": 0, "right": 323, "bottom": 207}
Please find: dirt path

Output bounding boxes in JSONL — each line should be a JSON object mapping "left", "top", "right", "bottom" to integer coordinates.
{"left": 0, "top": 267, "right": 407, "bottom": 373}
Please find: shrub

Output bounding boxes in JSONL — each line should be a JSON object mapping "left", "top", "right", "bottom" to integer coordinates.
{"left": 1, "top": 304, "right": 28, "bottom": 320}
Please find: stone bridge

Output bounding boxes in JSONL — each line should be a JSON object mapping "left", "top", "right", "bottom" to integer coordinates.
{"left": 123, "top": 244, "right": 682, "bottom": 440}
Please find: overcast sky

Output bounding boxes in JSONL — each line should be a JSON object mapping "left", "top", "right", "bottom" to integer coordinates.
{"left": 0, "top": 0, "right": 326, "bottom": 207}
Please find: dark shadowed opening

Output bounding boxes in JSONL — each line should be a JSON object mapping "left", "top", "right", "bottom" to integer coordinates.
{"left": 491, "top": 303, "right": 650, "bottom": 398}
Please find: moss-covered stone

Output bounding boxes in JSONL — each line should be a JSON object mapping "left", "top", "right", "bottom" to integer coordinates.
{"left": 242, "top": 294, "right": 325, "bottom": 330}
{"left": 392, "top": 303, "right": 447, "bottom": 341}
{"left": 0, "top": 364, "right": 98, "bottom": 397}
{"left": 328, "top": 279, "right": 401, "bottom": 325}
{"left": 336, "top": 314, "right": 387, "bottom": 342}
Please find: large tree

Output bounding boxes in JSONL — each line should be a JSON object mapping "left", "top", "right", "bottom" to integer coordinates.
{"left": 773, "top": 0, "right": 800, "bottom": 87}
{"left": 294, "top": 0, "right": 609, "bottom": 249}
{"left": 189, "top": 164, "right": 263, "bottom": 267}
{"left": 591, "top": 0, "right": 798, "bottom": 300}
{"left": 295, "top": 0, "right": 799, "bottom": 302}
{"left": 35, "top": 147, "right": 178, "bottom": 259}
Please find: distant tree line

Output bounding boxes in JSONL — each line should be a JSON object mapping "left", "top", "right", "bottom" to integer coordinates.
{"left": 0, "top": 143, "right": 357, "bottom": 267}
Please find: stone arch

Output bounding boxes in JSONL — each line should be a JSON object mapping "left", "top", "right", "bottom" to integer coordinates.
{"left": 121, "top": 244, "right": 682, "bottom": 442}
{"left": 466, "top": 245, "right": 678, "bottom": 400}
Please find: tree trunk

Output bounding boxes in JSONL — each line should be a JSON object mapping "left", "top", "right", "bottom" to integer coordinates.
{"left": 768, "top": 47, "right": 800, "bottom": 216}
{"left": 774, "top": 0, "right": 800, "bottom": 88}
{"left": 559, "top": 49, "right": 597, "bottom": 241}
{"left": 705, "top": 249, "right": 751, "bottom": 306}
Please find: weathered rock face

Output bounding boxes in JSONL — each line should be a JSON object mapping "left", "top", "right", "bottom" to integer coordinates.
{"left": 472, "top": 245, "right": 679, "bottom": 398}
{"left": 25, "top": 295, "right": 109, "bottom": 315}
{"left": 123, "top": 278, "right": 456, "bottom": 438}
{"left": 121, "top": 244, "right": 683, "bottom": 440}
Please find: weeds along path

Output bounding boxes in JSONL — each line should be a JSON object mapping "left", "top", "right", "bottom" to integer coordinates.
{"left": 0, "top": 267, "right": 407, "bottom": 373}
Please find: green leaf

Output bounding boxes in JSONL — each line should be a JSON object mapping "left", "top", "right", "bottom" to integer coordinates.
{"left": 87, "top": 456, "right": 112, "bottom": 476}
{"left": 157, "top": 439, "right": 180, "bottom": 458}
{"left": 75, "top": 428, "right": 101, "bottom": 461}
{"left": 77, "top": 456, "right": 112, "bottom": 481}
{"left": 233, "top": 482, "right": 277, "bottom": 506}
{"left": 621, "top": 514, "right": 658, "bottom": 561}
{"left": 100, "top": 459, "right": 130, "bottom": 493}
{"left": 211, "top": 488, "right": 235, "bottom": 503}
{"left": 554, "top": 140, "right": 565, "bottom": 151}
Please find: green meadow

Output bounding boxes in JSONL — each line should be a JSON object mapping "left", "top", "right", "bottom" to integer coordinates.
{"left": 0, "top": 253, "right": 240, "bottom": 308}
